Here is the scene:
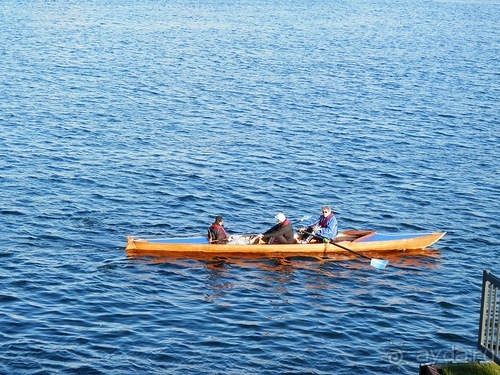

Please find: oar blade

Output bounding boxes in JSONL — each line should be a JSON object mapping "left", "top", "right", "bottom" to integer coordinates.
{"left": 370, "top": 258, "right": 389, "bottom": 270}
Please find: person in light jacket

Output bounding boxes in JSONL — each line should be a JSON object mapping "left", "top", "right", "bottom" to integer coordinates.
{"left": 299, "top": 206, "right": 338, "bottom": 242}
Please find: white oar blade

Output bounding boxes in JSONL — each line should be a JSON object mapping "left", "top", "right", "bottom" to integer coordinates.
{"left": 370, "top": 258, "right": 389, "bottom": 270}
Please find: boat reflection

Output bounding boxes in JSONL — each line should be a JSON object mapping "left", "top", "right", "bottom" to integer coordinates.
{"left": 126, "top": 248, "right": 442, "bottom": 273}
{"left": 126, "top": 249, "right": 443, "bottom": 304}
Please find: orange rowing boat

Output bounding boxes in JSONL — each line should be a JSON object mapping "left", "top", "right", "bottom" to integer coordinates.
{"left": 125, "top": 230, "right": 446, "bottom": 258}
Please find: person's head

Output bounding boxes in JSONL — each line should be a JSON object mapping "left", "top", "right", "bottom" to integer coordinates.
{"left": 321, "top": 206, "right": 332, "bottom": 217}
{"left": 275, "top": 213, "right": 286, "bottom": 223}
{"left": 215, "top": 216, "right": 224, "bottom": 224}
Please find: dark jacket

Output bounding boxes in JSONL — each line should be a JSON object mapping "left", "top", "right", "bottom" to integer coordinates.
{"left": 262, "top": 219, "right": 295, "bottom": 244}
{"left": 207, "top": 223, "right": 229, "bottom": 243}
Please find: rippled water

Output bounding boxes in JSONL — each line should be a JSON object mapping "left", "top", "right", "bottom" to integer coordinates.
{"left": 1, "top": 0, "right": 499, "bottom": 374}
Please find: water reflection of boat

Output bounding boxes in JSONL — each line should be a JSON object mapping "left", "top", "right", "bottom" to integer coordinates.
{"left": 125, "top": 230, "right": 446, "bottom": 259}
{"left": 126, "top": 248, "right": 443, "bottom": 274}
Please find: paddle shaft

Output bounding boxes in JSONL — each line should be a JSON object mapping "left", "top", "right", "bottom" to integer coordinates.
{"left": 289, "top": 215, "right": 312, "bottom": 226}
{"left": 302, "top": 231, "right": 382, "bottom": 261}
{"left": 209, "top": 238, "right": 230, "bottom": 244}
{"left": 328, "top": 239, "right": 373, "bottom": 261}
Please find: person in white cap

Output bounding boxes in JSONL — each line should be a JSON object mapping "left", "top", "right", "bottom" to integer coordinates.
{"left": 253, "top": 213, "right": 295, "bottom": 244}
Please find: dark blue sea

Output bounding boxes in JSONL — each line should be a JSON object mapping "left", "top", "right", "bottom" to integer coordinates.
{"left": 1, "top": 0, "right": 499, "bottom": 374}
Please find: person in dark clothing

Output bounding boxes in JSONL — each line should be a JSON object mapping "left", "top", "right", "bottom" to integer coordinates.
{"left": 254, "top": 213, "right": 295, "bottom": 244}
{"left": 207, "top": 216, "right": 231, "bottom": 244}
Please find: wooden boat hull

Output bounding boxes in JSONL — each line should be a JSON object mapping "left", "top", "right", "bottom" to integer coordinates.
{"left": 126, "top": 231, "right": 446, "bottom": 258}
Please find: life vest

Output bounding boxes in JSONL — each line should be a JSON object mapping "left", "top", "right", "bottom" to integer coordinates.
{"left": 319, "top": 213, "right": 334, "bottom": 228}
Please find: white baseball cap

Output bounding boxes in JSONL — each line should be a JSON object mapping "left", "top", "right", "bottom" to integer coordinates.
{"left": 275, "top": 213, "right": 286, "bottom": 222}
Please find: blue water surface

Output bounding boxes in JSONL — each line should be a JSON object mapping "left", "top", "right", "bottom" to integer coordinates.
{"left": 0, "top": 0, "right": 499, "bottom": 374}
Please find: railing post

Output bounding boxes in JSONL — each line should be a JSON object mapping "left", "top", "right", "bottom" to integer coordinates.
{"left": 478, "top": 269, "right": 500, "bottom": 365}
{"left": 478, "top": 270, "right": 487, "bottom": 352}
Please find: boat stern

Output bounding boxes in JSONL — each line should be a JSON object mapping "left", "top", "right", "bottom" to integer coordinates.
{"left": 126, "top": 236, "right": 138, "bottom": 250}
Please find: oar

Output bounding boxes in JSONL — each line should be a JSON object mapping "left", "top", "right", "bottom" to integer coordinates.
{"left": 301, "top": 231, "right": 389, "bottom": 270}
{"left": 209, "top": 238, "right": 231, "bottom": 244}
{"left": 292, "top": 215, "right": 312, "bottom": 225}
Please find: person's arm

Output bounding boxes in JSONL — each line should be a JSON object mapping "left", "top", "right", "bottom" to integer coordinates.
{"left": 214, "top": 227, "right": 230, "bottom": 242}
{"left": 300, "top": 216, "right": 320, "bottom": 232}
{"left": 262, "top": 224, "right": 282, "bottom": 238}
